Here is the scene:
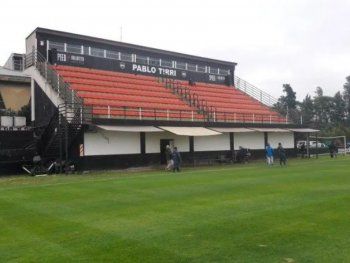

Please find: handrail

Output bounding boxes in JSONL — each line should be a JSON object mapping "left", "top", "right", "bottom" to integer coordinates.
{"left": 234, "top": 76, "right": 278, "bottom": 107}
{"left": 25, "top": 51, "right": 82, "bottom": 106}
{"left": 25, "top": 50, "right": 92, "bottom": 124}
{"left": 92, "top": 105, "right": 289, "bottom": 124}
{"left": 160, "top": 77, "right": 214, "bottom": 120}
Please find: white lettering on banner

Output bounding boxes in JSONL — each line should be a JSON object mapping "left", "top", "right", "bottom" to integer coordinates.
{"left": 70, "top": 55, "right": 85, "bottom": 63}
{"left": 209, "top": 75, "right": 216, "bottom": 81}
{"left": 158, "top": 68, "right": 176, "bottom": 77}
{"left": 132, "top": 64, "right": 176, "bottom": 76}
{"left": 57, "top": 53, "right": 67, "bottom": 62}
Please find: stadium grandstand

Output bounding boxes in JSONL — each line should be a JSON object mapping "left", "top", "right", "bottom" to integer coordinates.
{"left": 0, "top": 27, "right": 318, "bottom": 173}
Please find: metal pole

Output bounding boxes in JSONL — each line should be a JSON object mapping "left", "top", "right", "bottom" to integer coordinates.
{"left": 315, "top": 133, "right": 318, "bottom": 159}
{"left": 344, "top": 136, "right": 347, "bottom": 156}
{"left": 59, "top": 110, "right": 62, "bottom": 174}
{"left": 306, "top": 132, "right": 310, "bottom": 158}
{"left": 65, "top": 104, "right": 69, "bottom": 173}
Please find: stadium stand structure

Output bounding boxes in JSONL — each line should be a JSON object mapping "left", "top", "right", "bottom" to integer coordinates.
{"left": 0, "top": 27, "right": 318, "bottom": 173}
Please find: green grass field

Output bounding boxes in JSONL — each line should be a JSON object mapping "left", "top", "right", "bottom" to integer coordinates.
{"left": 1, "top": 157, "right": 350, "bottom": 263}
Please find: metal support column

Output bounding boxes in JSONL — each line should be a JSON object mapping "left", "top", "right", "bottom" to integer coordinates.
{"left": 306, "top": 132, "right": 310, "bottom": 158}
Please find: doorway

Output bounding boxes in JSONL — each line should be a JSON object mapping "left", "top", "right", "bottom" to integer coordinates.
{"left": 160, "top": 139, "right": 174, "bottom": 164}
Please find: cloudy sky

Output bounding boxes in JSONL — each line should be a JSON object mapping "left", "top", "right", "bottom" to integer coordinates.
{"left": 1, "top": 0, "right": 349, "bottom": 100}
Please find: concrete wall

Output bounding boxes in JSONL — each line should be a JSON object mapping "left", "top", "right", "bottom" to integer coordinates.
{"left": 145, "top": 131, "right": 189, "bottom": 153}
{"left": 194, "top": 134, "right": 230, "bottom": 151}
{"left": 234, "top": 132, "right": 265, "bottom": 150}
{"left": 83, "top": 130, "right": 295, "bottom": 156}
{"left": 267, "top": 132, "right": 294, "bottom": 149}
{"left": 84, "top": 130, "right": 140, "bottom": 156}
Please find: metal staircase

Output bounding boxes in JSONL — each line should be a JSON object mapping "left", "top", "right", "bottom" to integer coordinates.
{"left": 158, "top": 77, "right": 217, "bottom": 122}
{"left": 25, "top": 51, "right": 92, "bottom": 168}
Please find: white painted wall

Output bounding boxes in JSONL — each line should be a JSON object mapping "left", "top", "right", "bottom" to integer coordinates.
{"left": 84, "top": 130, "right": 140, "bottom": 156}
{"left": 234, "top": 132, "right": 265, "bottom": 150}
{"left": 146, "top": 131, "right": 189, "bottom": 153}
{"left": 194, "top": 134, "right": 230, "bottom": 151}
{"left": 267, "top": 132, "right": 294, "bottom": 149}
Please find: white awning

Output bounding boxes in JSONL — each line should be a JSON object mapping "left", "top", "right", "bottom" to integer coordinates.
{"left": 289, "top": 128, "right": 320, "bottom": 133}
{"left": 250, "top": 128, "right": 290, "bottom": 132}
{"left": 210, "top": 127, "right": 254, "bottom": 133}
{"left": 97, "top": 125, "right": 163, "bottom": 132}
{"left": 159, "top": 126, "right": 221, "bottom": 136}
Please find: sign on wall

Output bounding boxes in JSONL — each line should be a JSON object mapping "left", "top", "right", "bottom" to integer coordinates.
{"left": 53, "top": 51, "right": 231, "bottom": 85}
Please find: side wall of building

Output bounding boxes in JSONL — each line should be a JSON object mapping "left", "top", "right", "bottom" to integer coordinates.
{"left": 234, "top": 132, "right": 265, "bottom": 150}
{"left": 83, "top": 131, "right": 295, "bottom": 156}
{"left": 267, "top": 132, "right": 295, "bottom": 149}
{"left": 84, "top": 130, "right": 140, "bottom": 156}
{"left": 145, "top": 132, "right": 190, "bottom": 153}
{"left": 194, "top": 134, "right": 230, "bottom": 151}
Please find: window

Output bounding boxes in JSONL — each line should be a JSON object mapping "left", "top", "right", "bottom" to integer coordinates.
{"left": 83, "top": 46, "right": 90, "bottom": 55}
{"left": 120, "top": 52, "right": 132, "bottom": 62}
{"left": 161, "top": 59, "right": 172, "bottom": 68}
{"left": 66, "top": 44, "right": 82, "bottom": 54}
{"left": 149, "top": 57, "right": 160, "bottom": 66}
{"left": 90, "top": 47, "right": 105, "bottom": 57}
{"left": 106, "top": 50, "right": 120, "bottom": 60}
{"left": 176, "top": 62, "right": 186, "bottom": 70}
{"left": 187, "top": 64, "right": 196, "bottom": 71}
{"left": 209, "top": 67, "right": 219, "bottom": 74}
{"left": 49, "top": 41, "right": 65, "bottom": 52}
{"left": 197, "top": 65, "right": 206, "bottom": 73}
{"left": 219, "top": 69, "right": 230, "bottom": 75}
{"left": 136, "top": 55, "right": 148, "bottom": 64}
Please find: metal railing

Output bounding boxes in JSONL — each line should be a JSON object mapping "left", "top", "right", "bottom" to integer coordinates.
{"left": 93, "top": 106, "right": 288, "bottom": 124}
{"left": 25, "top": 51, "right": 81, "bottom": 105}
{"left": 159, "top": 77, "right": 217, "bottom": 121}
{"left": 25, "top": 51, "right": 92, "bottom": 123}
{"left": 58, "top": 103, "right": 93, "bottom": 124}
{"left": 234, "top": 76, "right": 278, "bottom": 107}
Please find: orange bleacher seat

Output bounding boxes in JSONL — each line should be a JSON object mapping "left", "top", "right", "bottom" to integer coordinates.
{"left": 54, "top": 65, "right": 284, "bottom": 123}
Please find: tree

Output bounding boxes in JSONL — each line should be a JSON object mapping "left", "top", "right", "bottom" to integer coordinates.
{"left": 313, "top": 87, "right": 333, "bottom": 127}
{"left": 18, "top": 101, "right": 31, "bottom": 125}
{"left": 315, "top": 86, "right": 323, "bottom": 97}
{"left": 300, "top": 94, "right": 314, "bottom": 125}
{"left": 331, "top": 91, "right": 345, "bottom": 124}
{"left": 274, "top": 84, "right": 298, "bottom": 120}
{"left": 282, "top": 84, "right": 297, "bottom": 110}
{"left": 343, "top": 76, "right": 350, "bottom": 122}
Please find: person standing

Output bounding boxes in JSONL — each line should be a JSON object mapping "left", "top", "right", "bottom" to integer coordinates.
{"left": 329, "top": 141, "right": 337, "bottom": 158}
{"left": 277, "top": 142, "right": 287, "bottom": 166}
{"left": 300, "top": 142, "right": 306, "bottom": 158}
{"left": 265, "top": 143, "right": 274, "bottom": 166}
{"left": 171, "top": 147, "right": 182, "bottom": 172}
{"left": 165, "top": 145, "right": 173, "bottom": 170}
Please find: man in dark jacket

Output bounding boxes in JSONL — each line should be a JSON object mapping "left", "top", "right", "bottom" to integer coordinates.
{"left": 277, "top": 142, "right": 287, "bottom": 166}
{"left": 165, "top": 145, "right": 173, "bottom": 170}
{"left": 171, "top": 147, "right": 182, "bottom": 172}
{"left": 300, "top": 142, "right": 306, "bottom": 158}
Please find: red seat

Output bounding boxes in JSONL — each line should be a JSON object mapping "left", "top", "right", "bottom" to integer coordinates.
{"left": 54, "top": 65, "right": 284, "bottom": 123}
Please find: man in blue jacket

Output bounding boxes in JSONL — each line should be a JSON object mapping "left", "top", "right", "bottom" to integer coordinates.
{"left": 265, "top": 143, "right": 274, "bottom": 166}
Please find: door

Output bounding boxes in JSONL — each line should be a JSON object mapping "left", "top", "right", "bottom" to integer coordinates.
{"left": 160, "top": 139, "right": 174, "bottom": 164}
